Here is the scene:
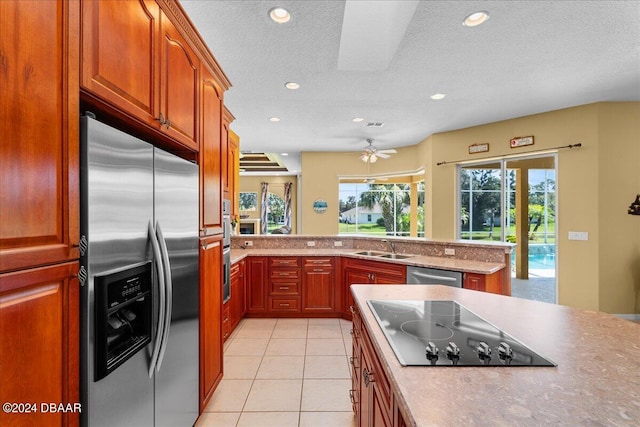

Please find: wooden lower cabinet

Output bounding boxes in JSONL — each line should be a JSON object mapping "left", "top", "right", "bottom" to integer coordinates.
{"left": 199, "top": 237, "right": 223, "bottom": 412}
{"left": 245, "top": 256, "right": 268, "bottom": 313}
{"left": 229, "top": 259, "right": 245, "bottom": 332}
{"left": 343, "top": 258, "right": 406, "bottom": 320}
{"left": 350, "top": 303, "right": 393, "bottom": 427}
{"left": 0, "top": 262, "right": 79, "bottom": 427}
{"left": 302, "top": 257, "right": 335, "bottom": 313}
{"left": 463, "top": 271, "right": 503, "bottom": 294}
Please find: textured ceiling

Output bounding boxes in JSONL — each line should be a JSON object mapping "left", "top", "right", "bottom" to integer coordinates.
{"left": 181, "top": 0, "right": 640, "bottom": 173}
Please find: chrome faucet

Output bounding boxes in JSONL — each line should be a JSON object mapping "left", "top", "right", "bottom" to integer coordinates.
{"left": 382, "top": 239, "right": 396, "bottom": 254}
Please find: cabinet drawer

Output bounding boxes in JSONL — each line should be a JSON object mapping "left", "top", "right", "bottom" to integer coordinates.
{"left": 268, "top": 297, "right": 300, "bottom": 312}
{"left": 303, "top": 257, "right": 334, "bottom": 267}
{"left": 270, "top": 268, "right": 300, "bottom": 279}
{"left": 270, "top": 257, "right": 300, "bottom": 267}
{"left": 270, "top": 280, "right": 300, "bottom": 295}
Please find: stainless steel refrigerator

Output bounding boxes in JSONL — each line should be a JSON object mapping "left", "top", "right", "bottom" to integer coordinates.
{"left": 79, "top": 116, "right": 199, "bottom": 426}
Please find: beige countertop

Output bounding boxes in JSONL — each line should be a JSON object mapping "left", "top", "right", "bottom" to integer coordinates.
{"left": 351, "top": 285, "right": 640, "bottom": 426}
{"left": 229, "top": 248, "right": 505, "bottom": 275}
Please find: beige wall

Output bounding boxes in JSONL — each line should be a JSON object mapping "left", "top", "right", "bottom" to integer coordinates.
{"left": 300, "top": 102, "right": 640, "bottom": 314}
{"left": 301, "top": 147, "right": 425, "bottom": 235}
{"left": 597, "top": 103, "right": 640, "bottom": 314}
{"left": 238, "top": 175, "right": 298, "bottom": 233}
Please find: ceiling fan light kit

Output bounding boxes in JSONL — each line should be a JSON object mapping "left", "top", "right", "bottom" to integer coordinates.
{"left": 360, "top": 138, "right": 397, "bottom": 163}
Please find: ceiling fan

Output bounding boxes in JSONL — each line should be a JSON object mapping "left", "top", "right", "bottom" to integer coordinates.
{"left": 360, "top": 138, "right": 397, "bottom": 163}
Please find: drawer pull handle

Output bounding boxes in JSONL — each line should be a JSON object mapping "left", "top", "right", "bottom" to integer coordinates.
{"left": 279, "top": 286, "right": 290, "bottom": 290}
{"left": 349, "top": 389, "right": 358, "bottom": 404}
{"left": 363, "top": 368, "right": 374, "bottom": 387}
{"left": 349, "top": 306, "right": 356, "bottom": 314}
{"left": 313, "top": 268, "right": 323, "bottom": 272}
{"left": 280, "top": 303, "right": 290, "bottom": 307}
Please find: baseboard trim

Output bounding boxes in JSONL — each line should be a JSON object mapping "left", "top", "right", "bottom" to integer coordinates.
{"left": 614, "top": 313, "right": 640, "bottom": 322}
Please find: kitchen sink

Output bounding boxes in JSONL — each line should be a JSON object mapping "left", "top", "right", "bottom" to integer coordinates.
{"left": 380, "top": 253, "right": 413, "bottom": 260}
{"left": 354, "top": 250, "right": 388, "bottom": 257}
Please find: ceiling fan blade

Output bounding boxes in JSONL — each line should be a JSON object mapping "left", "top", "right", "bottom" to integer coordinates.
{"left": 377, "top": 152, "right": 391, "bottom": 159}
{"left": 378, "top": 149, "right": 397, "bottom": 154}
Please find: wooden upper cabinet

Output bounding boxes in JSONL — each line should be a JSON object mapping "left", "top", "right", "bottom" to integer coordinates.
{"left": 228, "top": 130, "right": 240, "bottom": 217}
{"left": 159, "top": 11, "right": 199, "bottom": 150}
{"left": 221, "top": 107, "right": 234, "bottom": 196}
{"left": 81, "top": 0, "right": 160, "bottom": 123}
{"left": 199, "top": 64, "right": 224, "bottom": 236}
{"left": 0, "top": 0, "right": 79, "bottom": 273}
{"left": 81, "top": 0, "right": 206, "bottom": 152}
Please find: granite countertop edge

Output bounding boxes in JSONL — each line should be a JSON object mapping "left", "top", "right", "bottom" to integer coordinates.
{"left": 229, "top": 248, "right": 505, "bottom": 275}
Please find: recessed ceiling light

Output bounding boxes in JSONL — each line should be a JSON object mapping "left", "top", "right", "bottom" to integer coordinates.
{"left": 352, "top": 117, "right": 364, "bottom": 122}
{"left": 430, "top": 93, "right": 446, "bottom": 100}
{"left": 280, "top": 152, "right": 288, "bottom": 156}
{"left": 269, "top": 117, "right": 281, "bottom": 122}
{"left": 463, "top": 11, "right": 490, "bottom": 27}
{"left": 269, "top": 7, "right": 291, "bottom": 24}
{"left": 284, "top": 82, "right": 299, "bottom": 90}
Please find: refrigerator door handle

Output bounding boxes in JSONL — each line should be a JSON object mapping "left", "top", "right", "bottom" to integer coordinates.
{"left": 148, "top": 221, "right": 166, "bottom": 378}
{"left": 155, "top": 221, "right": 173, "bottom": 371}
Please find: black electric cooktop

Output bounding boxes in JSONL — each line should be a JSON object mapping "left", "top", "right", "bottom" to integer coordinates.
{"left": 367, "top": 300, "right": 556, "bottom": 367}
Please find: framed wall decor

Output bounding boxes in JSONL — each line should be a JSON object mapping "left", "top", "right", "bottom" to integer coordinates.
{"left": 313, "top": 199, "right": 327, "bottom": 214}
{"left": 510, "top": 135, "right": 534, "bottom": 148}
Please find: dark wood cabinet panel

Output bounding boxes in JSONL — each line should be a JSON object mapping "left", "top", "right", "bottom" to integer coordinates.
{"left": 199, "top": 237, "right": 223, "bottom": 412}
{"left": 0, "top": 0, "right": 79, "bottom": 272}
{"left": 0, "top": 262, "right": 79, "bottom": 427}
{"left": 199, "top": 64, "right": 223, "bottom": 236}
{"left": 351, "top": 304, "right": 392, "bottom": 427}
{"left": 159, "top": 12, "right": 199, "bottom": 150}
{"left": 246, "top": 257, "right": 268, "bottom": 313}
{"left": 343, "top": 259, "right": 406, "bottom": 319}
{"left": 463, "top": 271, "right": 504, "bottom": 294}
{"left": 227, "top": 131, "right": 239, "bottom": 217}
{"left": 302, "top": 258, "right": 335, "bottom": 313}
{"left": 81, "top": 0, "right": 160, "bottom": 123}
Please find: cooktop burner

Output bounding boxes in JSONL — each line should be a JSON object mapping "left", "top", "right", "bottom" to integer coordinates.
{"left": 367, "top": 300, "right": 556, "bottom": 367}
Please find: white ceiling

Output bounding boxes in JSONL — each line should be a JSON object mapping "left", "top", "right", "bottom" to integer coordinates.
{"left": 181, "top": 0, "right": 640, "bottom": 173}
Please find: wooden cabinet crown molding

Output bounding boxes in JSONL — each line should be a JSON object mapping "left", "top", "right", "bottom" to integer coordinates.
{"left": 223, "top": 106, "right": 236, "bottom": 124}
{"left": 158, "top": 0, "right": 231, "bottom": 91}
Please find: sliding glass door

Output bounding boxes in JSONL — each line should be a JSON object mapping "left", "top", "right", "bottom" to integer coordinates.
{"left": 458, "top": 155, "right": 557, "bottom": 303}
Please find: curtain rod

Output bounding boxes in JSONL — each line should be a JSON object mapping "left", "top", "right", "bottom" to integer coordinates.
{"left": 436, "top": 143, "right": 582, "bottom": 166}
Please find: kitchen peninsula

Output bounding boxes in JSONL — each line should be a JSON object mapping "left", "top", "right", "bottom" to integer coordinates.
{"left": 351, "top": 285, "right": 640, "bottom": 426}
{"left": 224, "top": 235, "right": 513, "bottom": 329}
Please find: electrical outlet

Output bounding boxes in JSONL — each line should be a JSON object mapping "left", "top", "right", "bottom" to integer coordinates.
{"left": 568, "top": 231, "right": 588, "bottom": 241}
{"left": 334, "top": 241, "right": 343, "bottom": 247}
{"left": 444, "top": 248, "right": 455, "bottom": 256}
{"left": 307, "top": 241, "right": 316, "bottom": 247}
{"left": 244, "top": 240, "right": 253, "bottom": 247}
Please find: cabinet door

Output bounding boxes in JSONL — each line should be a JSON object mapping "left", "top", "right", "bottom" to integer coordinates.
{"left": 343, "top": 269, "right": 371, "bottom": 320}
{"left": 229, "top": 262, "right": 240, "bottom": 330}
{"left": 246, "top": 257, "right": 268, "bottom": 313}
{"left": 0, "top": 0, "right": 79, "bottom": 272}
{"left": 199, "top": 64, "right": 223, "bottom": 236}
{"left": 0, "top": 262, "right": 79, "bottom": 427}
{"left": 81, "top": 0, "right": 160, "bottom": 124}
{"left": 373, "top": 273, "right": 406, "bottom": 285}
{"left": 237, "top": 259, "right": 246, "bottom": 319}
{"left": 228, "top": 130, "right": 239, "bottom": 216}
{"left": 199, "top": 238, "right": 223, "bottom": 411}
{"left": 302, "top": 267, "right": 334, "bottom": 313}
{"left": 159, "top": 12, "right": 199, "bottom": 150}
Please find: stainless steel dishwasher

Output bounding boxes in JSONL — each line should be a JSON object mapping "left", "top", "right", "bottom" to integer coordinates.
{"left": 407, "top": 266, "right": 463, "bottom": 287}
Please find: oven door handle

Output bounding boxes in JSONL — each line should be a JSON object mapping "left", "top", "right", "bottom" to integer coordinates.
{"left": 148, "top": 221, "right": 166, "bottom": 378}
{"left": 155, "top": 221, "right": 173, "bottom": 372}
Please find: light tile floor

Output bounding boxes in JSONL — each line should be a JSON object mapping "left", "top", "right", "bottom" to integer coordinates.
{"left": 196, "top": 318, "right": 357, "bottom": 427}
